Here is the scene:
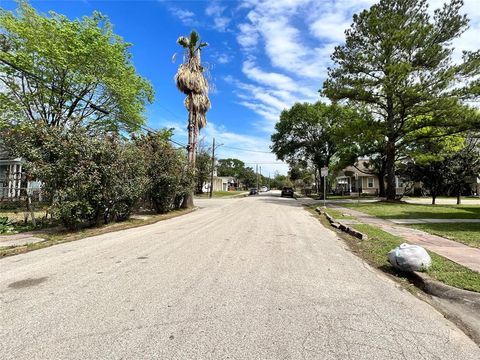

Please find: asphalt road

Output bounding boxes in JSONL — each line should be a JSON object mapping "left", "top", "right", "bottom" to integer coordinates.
{"left": 1, "top": 191, "right": 479, "bottom": 359}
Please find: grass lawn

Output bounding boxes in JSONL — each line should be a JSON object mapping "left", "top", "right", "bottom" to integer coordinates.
{"left": 342, "top": 202, "right": 480, "bottom": 219}
{"left": 409, "top": 223, "right": 480, "bottom": 249}
{"left": 326, "top": 195, "right": 378, "bottom": 200}
{"left": 348, "top": 224, "right": 480, "bottom": 292}
{"left": 1, "top": 210, "right": 46, "bottom": 223}
{"left": 0, "top": 209, "right": 54, "bottom": 234}
{"left": 324, "top": 208, "right": 355, "bottom": 220}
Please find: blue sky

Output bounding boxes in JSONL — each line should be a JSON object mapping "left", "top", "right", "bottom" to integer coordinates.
{"left": 1, "top": 0, "right": 479, "bottom": 175}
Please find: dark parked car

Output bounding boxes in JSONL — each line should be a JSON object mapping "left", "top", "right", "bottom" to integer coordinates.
{"left": 281, "top": 187, "right": 294, "bottom": 198}
{"left": 249, "top": 188, "right": 258, "bottom": 195}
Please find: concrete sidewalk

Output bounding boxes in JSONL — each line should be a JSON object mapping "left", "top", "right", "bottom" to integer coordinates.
{"left": 328, "top": 205, "right": 480, "bottom": 273}
{"left": 390, "top": 218, "right": 480, "bottom": 224}
{"left": 0, "top": 233, "right": 46, "bottom": 247}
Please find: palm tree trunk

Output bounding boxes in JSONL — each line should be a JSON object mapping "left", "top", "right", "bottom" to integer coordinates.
{"left": 192, "top": 113, "right": 199, "bottom": 171}
{"left": 187, "top": 93, "right": 195, "bottom": 165}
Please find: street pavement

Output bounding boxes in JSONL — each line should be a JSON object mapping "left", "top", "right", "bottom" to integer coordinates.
{"left": 1, "top": 191, "right": 479, "bottom": 359}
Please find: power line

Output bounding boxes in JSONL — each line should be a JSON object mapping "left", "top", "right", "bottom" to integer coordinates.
{"left": 220, "top": 145, "right": 272, "bottom": 154}
{"left": 0, "top": 56, "right": 109, "bottom": 115}
{"left": 0, "top": 56, "right": 187, "bottom": 149}
{"left": 243, "top": 162, "right": 288, "bottom": 165}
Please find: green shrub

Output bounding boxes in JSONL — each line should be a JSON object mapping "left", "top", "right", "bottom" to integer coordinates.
{"left": 0, "top": 216, "right": 15, "bottom": 234}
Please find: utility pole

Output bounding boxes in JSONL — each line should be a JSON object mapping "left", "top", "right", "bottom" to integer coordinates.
{"left": 256, "top": 164, "right": 259, "bottom": 189}
{"left": 209, "top": 138, "right": 215, "bottom": 199}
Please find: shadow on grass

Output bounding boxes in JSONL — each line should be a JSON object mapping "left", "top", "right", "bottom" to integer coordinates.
{"left": 346, "top": 202, "right": 480, "bottom": 219}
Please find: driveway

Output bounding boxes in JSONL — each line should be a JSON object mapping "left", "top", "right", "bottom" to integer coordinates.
{"left": 1, "top": 191, "right": 479, "bottom": 359}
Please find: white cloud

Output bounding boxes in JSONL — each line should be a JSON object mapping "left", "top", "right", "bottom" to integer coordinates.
{"left": 242, "top": 60, "right": 300, "bottom": 92}
{"left": 168, "top": 7, "right": 197, "bottom": 26}
{"left": 309, "top": 12, "right": 350, "bottom": 42}
{"left": 231, "top": 0, "right": 479, "bottom": 134}
{"left": 205, "top": 1, "right": 232, "bottom": 31}
{"left": 237, "top": 23, "right": 259, "bottom": 49}
{"left": 217, "top": 53, "right": 231, "bottom": 64}
{"left": 201, "top": 121, "right": 288, "bottom": 175}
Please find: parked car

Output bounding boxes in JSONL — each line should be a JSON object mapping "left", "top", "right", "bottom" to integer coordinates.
{"left": 281, "top": 187, "right": 294, "bottom": 198}
{"left": 260, "top": 186, "right": 268, "bottom": 192}
{"left": 249, "top": 188, "right": 258, "bottom": 195}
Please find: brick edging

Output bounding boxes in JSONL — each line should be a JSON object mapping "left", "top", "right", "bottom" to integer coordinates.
{"left": 315, "top": 207, "right": 368, "bottom": 240}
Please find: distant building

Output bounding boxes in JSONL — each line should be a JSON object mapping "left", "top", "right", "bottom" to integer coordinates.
{"left": 335, "top": 159, "right": 408, "bottom": 196}
{"left": 202, "top": 176, "right": 237, "bottom": 193}
{"left": 0, "top": 147, "right": 41, "bottom": 200}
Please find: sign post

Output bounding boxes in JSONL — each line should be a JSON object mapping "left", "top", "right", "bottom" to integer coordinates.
{"left": 321, "top": 167, "right": 328, "bottom": 208}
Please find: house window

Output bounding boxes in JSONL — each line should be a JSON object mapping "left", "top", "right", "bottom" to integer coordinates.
{"left": 367, "top": 177, "right": 374, "bottom": 188}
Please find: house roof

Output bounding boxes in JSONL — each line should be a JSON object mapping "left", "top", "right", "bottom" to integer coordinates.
{"left": 338, "top": 159, "right": 376, "bottom": 177}
{"left": 0, "top": 143, "right": 21, "bottom": 163}
{"left": 0, "top": 143, "right": 10, "bottom": 160}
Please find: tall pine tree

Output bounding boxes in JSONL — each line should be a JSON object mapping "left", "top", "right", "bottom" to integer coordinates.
{"left": 323, "top": 0, "right": 480, "bottom": 200}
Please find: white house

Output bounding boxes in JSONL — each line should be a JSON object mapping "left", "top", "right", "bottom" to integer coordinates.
{"left": 0, "top": 147, "right": 41, "bottom": 200}
{"left": 335, "top": 160, "right": 408, "bottom": 196}
{"left": 202, "top": 176, "right": 237, "bottom": 193}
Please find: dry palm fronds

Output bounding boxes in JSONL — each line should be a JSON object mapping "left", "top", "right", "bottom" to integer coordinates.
{"left": 184, "top": 93, "right": 211, "bottom": 114}
{"left": 175, "top": 63, "right": 208, "bottom": 95}
{"left": 196, "top": 113, "right": 207, "bottom": 130}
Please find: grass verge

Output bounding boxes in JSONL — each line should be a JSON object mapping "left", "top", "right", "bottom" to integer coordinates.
{"left": 306, "top": 205, "right": 480, "bottom": 293}
{"left": 323, "top": 208, "right": 356, "bottom": 220}
{"left": 0, "top": 208, "right": 195, "bottom": 258}
{"left": 342, "top": 202, "right": 480, "bottom": 219}
{"left": 408, "top": 223, "right": 480, "bottom": 249}
{"left": 349, "top": 224, "right": 480, "bottom": 292}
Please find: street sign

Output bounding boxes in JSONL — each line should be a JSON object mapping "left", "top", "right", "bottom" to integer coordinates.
{"left": 321, "top": 167, "right": 328, "bottom": 177}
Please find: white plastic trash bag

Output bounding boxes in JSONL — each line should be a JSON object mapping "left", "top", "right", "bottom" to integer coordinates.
{"left": 388, "top": 243, "right": 432, "bottom": 272}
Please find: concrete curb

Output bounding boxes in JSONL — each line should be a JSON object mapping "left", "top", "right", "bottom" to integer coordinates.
{"left": 409, "top": 271, "right": 480, "bottom": 345}
{"left": 410, "top": 271, "right": 480, "bottom": 305}
{"left": 315, "top": 207, "right": 368, "bottom": 240}
{"left": 314, "top": 206, "right": 480, "bottom": 345}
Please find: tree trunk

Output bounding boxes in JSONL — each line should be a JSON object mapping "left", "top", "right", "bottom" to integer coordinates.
{"left": 377, "top": 171, "right": 386, "bottom": 198}
{"left": 385, "top": 140, "right": 397, "bottom": 201}
{"left": 181, "top": 191, "right": 194, "bottom": 209}
{"left": 187, "top": 94, "right": 194, "bottom": 165}
{"left": 432, "top": 193, "right": 436, "bottom": 205}
{"left": 457, "top": 191, "right": 461, "bottom": 205}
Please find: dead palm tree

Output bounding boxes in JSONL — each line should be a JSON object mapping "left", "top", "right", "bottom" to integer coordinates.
{"left": 175, "top": 30, "right": 210, "bottom": 168}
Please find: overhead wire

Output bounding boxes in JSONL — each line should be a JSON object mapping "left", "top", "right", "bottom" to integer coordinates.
{"left": 0, "top": 56, "right": 187, "bottom": 149}
{"left": 0, "top": 57, "right": 283, "bottom": 154}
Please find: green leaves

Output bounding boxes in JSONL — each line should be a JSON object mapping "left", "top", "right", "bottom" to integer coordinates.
{"left": 0, "top": 1, "right": 153, "bottom": 132}
{"left": 323, "top": 0, "right": 480, "bottom": 200}
{"left": 271, "top": 102, "right": 356, "bottom": 170}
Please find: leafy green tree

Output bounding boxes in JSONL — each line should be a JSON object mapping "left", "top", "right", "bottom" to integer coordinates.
{"left": 136, "top": 132, "right": 192, "bottom": 213}
{"left": 323, "top": 0, "right": 480, "bottom": 200}
{"left": 398, "top": 133, "right": 464, "bottom": 204}
{"left": 272, "top": 102, "right": 356, "bottom": 192}
{"left": 331, "top": 109, "right": 389, "bottom": 196}
{"left": 399, "top": 160, "right": 448, "bottom": 205}
{"left": 270, "top": 173, "right": 290, "bottom": 189}
{"left": 238, "top": 166, "right": 257, "bottom": 189}
{"left": 445, "top": 138, "right": 480, "bottom": 204}
{"left": 195, "top": 149, "right": 211, "bottom": 194}
{"left": 0, "top": 1, "right": 153, "bottom": 132}
{"left": 217, "top": 158, "right": 246, "bottom": 178}
{"left": 272, "top": 102, "right": 338, "bottom": 169}
{"left": 216, "top": 158, "right": 259, "bottom": 189}
{"left": 4, "top": 123, "right": 147, "bottom": 229}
